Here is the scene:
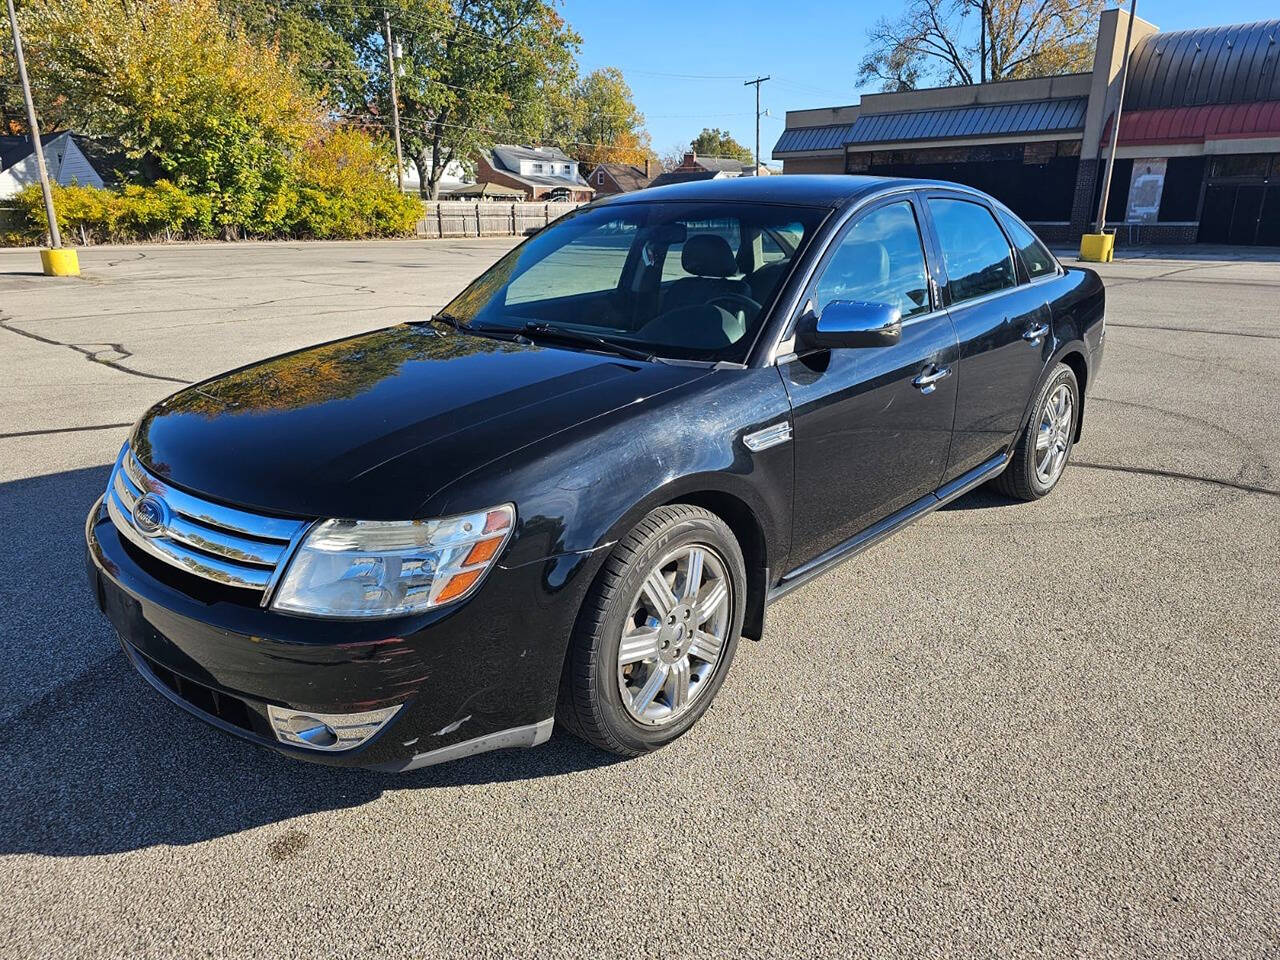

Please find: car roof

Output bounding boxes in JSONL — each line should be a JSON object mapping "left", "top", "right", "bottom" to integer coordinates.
{"left": 596, "top": 174, "right": 968, "bottom": 210}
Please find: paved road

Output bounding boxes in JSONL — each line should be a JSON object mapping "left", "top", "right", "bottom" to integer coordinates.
{"left": 1, "top": 240, "right": 1277, "bottom": 958}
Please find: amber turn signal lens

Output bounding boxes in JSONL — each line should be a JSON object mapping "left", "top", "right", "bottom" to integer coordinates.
{"left": 464, "top": 536, "right": 504, "bottom": 567}
{"left": 433, "top": 568, "right": 484, "bottom": 604}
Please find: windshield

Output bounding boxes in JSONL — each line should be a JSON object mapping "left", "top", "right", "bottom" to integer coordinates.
{"left": 440, "top": 200, "right": 829, "bottom": 362}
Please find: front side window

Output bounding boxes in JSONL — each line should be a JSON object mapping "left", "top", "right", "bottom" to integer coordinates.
{"left": 442, "top": 201, "right": 828, "bottom": 362}
{"left": 812, "top": 200, "right": 931, "bottom": 320}
{"left": 930, "top": 198, "right": 1017, "bottom": 303}
{"left": 998, "top": 210, "right": 1057, "bottom": 279}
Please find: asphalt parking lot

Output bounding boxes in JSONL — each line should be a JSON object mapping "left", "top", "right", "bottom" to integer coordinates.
{"left": 1, "top": 239, "right": 1276, "bottom": 958}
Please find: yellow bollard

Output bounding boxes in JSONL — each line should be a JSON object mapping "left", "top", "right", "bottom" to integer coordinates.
{"left": 40, "top": 248, "right": 81, "bottom": 276}
{"left": 1078, "top": 233, "right": 1115, "bottom": 263}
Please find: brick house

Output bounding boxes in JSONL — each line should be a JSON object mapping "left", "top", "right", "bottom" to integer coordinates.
{"left": 473, "top": 145, "right": 595, "bottom": 201}
{"left": 587, "top": 160, "right": 657, "bottom": 194}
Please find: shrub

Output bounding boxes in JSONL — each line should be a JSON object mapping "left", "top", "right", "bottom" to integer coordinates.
{"left": 288, "top": 130, "right": 421, "bottom": 239}
{"left": 9, "top": 130, "right": 417, "bottom": 244}
{"left": 13, "top": 181, "right": 213, "bottom": 243}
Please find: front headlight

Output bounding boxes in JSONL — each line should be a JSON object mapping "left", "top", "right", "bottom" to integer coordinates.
{"left": 270, "top": 504, "right": 514, "bottom": 618}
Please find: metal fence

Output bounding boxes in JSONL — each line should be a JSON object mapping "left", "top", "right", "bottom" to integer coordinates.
{"left": 416, "top": 200, "right": 585, "bottom": 239}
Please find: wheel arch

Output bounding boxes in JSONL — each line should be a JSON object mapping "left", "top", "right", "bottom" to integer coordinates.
{"left": 584, "top": 474, "right": 781, "bottom": 644}
{"left": 661, "top": 488, "right": 770, "bottom": 642}
{"left": 1057, "top": 348, "right": 1089, "bottom": 441}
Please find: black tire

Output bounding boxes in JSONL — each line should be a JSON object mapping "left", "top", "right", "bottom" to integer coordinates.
{"left": 557, "top": 504, "right": 746, "bottom": 757}
{"left": 993, "top": 362, "right": 1080, "bottom": 501}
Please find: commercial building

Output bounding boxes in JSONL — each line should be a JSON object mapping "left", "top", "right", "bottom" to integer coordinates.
{"left": 773, "top": 13, "right": 1280, "bottom": 246}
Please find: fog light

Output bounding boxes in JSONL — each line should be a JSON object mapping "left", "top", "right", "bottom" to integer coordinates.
{"left": 267, "top": 703, "right": 403, "bottom": 752}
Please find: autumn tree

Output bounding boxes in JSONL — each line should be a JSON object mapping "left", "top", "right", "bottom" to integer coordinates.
{"left": 859, "top": 0, "right": 1102, "bottom": 90}
{"left": 544, "top": 67, "right": 653, "bottom": 169}
{"left": 689, "top": 128, "right": 753, "bottom": 164}
{"left": 22, "top": 0, "right": 319, "bottom": 233}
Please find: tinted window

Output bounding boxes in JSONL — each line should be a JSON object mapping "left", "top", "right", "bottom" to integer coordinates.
{"left": 813, "top": 201, "right": 931, "bottom": 320}
{"left": 930, "top": 198, "right": 1017, "bottom": 303}
{"left": 507, "top": 220, "right": 635, "bottom": 304}
{"left": 444, "top": 201, "right": 826, "bottom": 363}
{"left": 998, "top": 211, "right": 1057, "bottom": 279}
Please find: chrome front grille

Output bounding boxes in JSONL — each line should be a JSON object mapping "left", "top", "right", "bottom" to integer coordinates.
{"left": 105, "top": 446, "right": 309, "bottom": 595}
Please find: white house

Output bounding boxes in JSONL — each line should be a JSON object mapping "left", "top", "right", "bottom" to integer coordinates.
{"left": 0, "top": 132, "right": 106, "bottom": 199}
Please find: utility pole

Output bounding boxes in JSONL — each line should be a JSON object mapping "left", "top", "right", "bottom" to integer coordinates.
{"left": 6, "top": 0, "right": 60, "bottom": 249}
{"left": 383, "top": 9, "right": 405, "bottom": 192}
{"left": 1095, "top": 0, "right": 1137, "bottom": 234}
{"left": 744, "top": 76, "right": 770, "bottom": 175}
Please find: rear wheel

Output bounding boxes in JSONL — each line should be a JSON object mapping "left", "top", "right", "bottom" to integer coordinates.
{"left": 558, "top": 504, "right": 745, "bottom": 757}
{"left": 993, "top": 362, "right": 1079, "bottom": 501}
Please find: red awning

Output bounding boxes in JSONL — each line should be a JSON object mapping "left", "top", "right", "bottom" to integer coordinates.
{"left": 1100, "top": 101, "right": 1280, "bottom": 147}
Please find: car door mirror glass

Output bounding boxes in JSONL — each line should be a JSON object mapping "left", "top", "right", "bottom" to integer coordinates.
{"left": 801, "top": 300, "right": 902, "bottom": 349}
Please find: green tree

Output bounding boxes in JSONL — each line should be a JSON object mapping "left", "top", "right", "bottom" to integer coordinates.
{"left": 689, "top": 128, "right": 753, "bottom": 164}
{"left": 221, "top": 0, "right": 368, "bottom": 108}
{"left": 859, "top": 0, "right": 1102, "bottom": 91}
{"left": 361, "top": 0, "right": 581, "bottom": 198}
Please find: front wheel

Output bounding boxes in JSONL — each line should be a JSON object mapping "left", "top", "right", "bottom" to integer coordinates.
{"left": 557, "top": 505, "right": 746, "bottom": 757}
{"left": 993, "top": 362, "right": 1080, "bottom": 501}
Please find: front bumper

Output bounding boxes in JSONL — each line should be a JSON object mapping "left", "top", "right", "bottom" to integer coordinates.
{"left": 85, "top": 497, "right": 595, "bottom": 770}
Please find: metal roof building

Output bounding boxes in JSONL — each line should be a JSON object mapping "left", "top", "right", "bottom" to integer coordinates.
{"left": 773, "top": 13, "right": 1280, "bottom": 246}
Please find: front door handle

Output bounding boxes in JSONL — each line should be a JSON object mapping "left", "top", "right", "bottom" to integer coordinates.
{"left": 1023, "top": 323, "right": 1050, "bottom": 344}
{"left": 912, "top": 365, "right": 952, "bottom": 395}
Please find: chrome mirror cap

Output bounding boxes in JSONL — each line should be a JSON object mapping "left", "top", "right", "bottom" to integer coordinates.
{"left": 800, "top": 300, "right": 902, "bottom": 349}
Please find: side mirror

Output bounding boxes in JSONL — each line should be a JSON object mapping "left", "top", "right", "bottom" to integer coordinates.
{"left": 798, "top": 300, "right": 902, "bottom": 350}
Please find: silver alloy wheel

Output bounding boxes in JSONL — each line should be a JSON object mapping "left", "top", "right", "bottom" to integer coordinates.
{"left": 616, "top": 544, "right": 732, "bottom": 726}
{"left": 1035, "top": 383, "right": 1074, "bottom": 486}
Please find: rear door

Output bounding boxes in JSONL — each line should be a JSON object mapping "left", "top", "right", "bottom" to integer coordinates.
{"left": 921, "top": 193, "right": 1053, "bottom": 483}
{"left": 780, "top": 194, "right": 959, "bottom": 567}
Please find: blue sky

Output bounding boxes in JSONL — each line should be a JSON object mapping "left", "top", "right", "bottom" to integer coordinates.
{"left": 560, "top": 0, "right": 1280, "bottom": 165}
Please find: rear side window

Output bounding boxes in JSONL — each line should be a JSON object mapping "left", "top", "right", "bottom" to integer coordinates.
{"left": 999, "top": 211, "right": 1057, "bottom": 279}
{"left": 929, "top": 198, "right": 1017, "bottom": 303}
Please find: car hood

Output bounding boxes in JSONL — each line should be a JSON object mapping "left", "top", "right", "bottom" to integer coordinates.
{"left": 132, "top": 324, "right": 708, "bottom": 519}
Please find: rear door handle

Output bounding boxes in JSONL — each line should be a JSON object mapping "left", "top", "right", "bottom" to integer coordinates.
{"left": 912, "top": 366, "right": 952, "bottom": 394}
{"left": 1023, "top": 323, "right": 1050, "bottom": 344}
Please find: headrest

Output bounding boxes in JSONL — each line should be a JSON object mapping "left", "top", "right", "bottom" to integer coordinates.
{"left": 681, "top": 234, "right": 738, "bottom": 278}
{"left": 835, "top": 240, "right": 890, "bottom": 289}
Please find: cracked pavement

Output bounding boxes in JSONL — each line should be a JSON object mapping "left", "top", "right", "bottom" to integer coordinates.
{"left": 0, "top": 240, "right": 1276, "bottom": 959}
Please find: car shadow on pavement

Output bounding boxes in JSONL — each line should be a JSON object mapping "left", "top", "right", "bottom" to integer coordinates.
{"left": 938, "top": 486, "right": 1019, "bottom": 511}
{"left": 0, "top": 465, "right": 619, "bottom": 858}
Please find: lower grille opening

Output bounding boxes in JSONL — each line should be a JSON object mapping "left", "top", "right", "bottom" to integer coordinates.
{"left": 136, "top": 648, "right": 255, "bottom": 733}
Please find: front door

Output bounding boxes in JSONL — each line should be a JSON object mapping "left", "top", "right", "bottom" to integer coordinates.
{"left": 780, "top": 195, "right": 959, "bottom": 568}
{"left": 922, "top": 194, "right": 1052, "bottom": 482}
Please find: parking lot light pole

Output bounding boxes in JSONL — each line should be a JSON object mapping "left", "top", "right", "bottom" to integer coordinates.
{"left": 6, "top": 0, "right": 76, "bottom": 275}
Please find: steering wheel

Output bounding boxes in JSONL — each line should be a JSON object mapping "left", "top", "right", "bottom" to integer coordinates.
{"left": 706, "top": 292, "right": 763, "bottom": 317}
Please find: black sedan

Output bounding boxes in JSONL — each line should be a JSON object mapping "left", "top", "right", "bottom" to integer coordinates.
{"left": 85, "top": 176, "right": 1105, "bottom": 769}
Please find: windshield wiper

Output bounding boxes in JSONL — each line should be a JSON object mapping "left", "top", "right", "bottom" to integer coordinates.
{"left": 519, "top": 322, "right": 661, "bottom": 364}
{"left": 430, "top": 311, "right": 461, "bottom": 328}
{"left": 419, "top": 313, "right": 532, "bottom": 345}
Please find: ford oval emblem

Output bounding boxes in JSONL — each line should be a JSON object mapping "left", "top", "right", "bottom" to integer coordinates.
{"left": 132, "top": 493, "right": 170, "bottom": 538}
